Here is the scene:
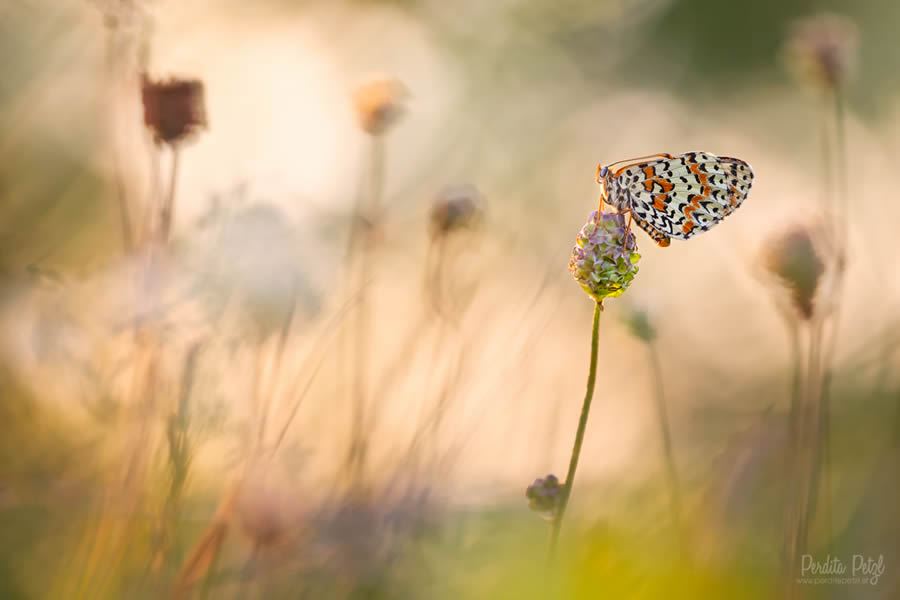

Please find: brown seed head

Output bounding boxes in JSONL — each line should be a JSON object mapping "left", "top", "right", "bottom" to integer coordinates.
{"left": 763, "top": 226, "right": 826, "bottom": 320}
{"left": 351, "top": 77, "right": 409, "bottom": 136}
{"left": 141, "top": 74, "right": 208, "bottom": 145}
{"left": 430, "top": 183, "right": 484, "bottom": 237}
{"left": 784, "top": 13, "right": 858, "bottom": 89}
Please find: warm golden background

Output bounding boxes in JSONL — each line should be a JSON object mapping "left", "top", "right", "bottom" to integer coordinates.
{"left": 1, "top": 1, "right": 898, "bottom": 598}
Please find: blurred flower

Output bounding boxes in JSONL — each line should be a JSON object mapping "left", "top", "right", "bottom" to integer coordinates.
{"left": 141, "top": 74, "right": 208, "bottom": 145}
{"left": 430, "top": 183, "right": 484, "bottom": 237}
{"left": 526, "top": 474, "right": 562, "bottom": 518}
{"left": 234, "top": 463, "right": 304, "bottom": 548}
{"left": 622, "top": 303, "right": 656, "bottom": 343}
{"left": 762, "top": 225, "right": 825, "bottom": 320}
{"left": 352, "top": 76, "right": 409, "bottom": 136}
{"left": 92, "top": 0, "right": 147, "bottom": 31}
{"left": 569, "top": 211, "right": 640, "bottom": 303}
{"left": 784, "top": 13, "right": 858, "bottom": 89}
{"left": 202, "top": 204, "right": 321, "bottom": 338}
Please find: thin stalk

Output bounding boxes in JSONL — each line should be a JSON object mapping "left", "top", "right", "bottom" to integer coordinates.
{"left": 816, "top": 84, "right": 849, "bottom": 546}
{"left": 647, "top": 340, "right": 685, "bottom": 556}
{"left": 273, "top": 295, "right": 360, "bottom": 452}
{"left": 366, "top": 235, "right": 445, "bottom": 412}
{"left": 105, "top": 29, "right": 133, "bottom": 253}
{"left": 818, "top": 89, "right": 837, "bottom": 243}
{"left": 803, "top": 84, "right": 847, "bottom": 553}
{"left": 159, "top": 146, "right": 181, "bottom": 243}
{"left": 138, "top": 146, "right": 161, "bottom": 247}
{"left": 256, "top": 288, "right": 296, "bottom": 450}
{"left": 782, "top": 317, "right": 806, "bottom": 598}
{"left": 155, "top": 343, "right": 201, "bottom": 578}
{"left": 831, "top": 87, "right": 849, "bottom": 247}
{"left": 549, "top": 300, "right": 602, "bottom": 562}
{"left": 347, "top": 135, "right": 386, "bottom": 482}
{"left": 798, "top": 315, "right": 824, "bottom": 551}
{"left": 195, "top": 534, "right": 225, "bottom": 600}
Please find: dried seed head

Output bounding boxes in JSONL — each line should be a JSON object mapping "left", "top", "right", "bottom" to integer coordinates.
{"left": 141, "top": 74, "right": 208, "bottom": 145}
{"left": 352, "top": 77, "right": 409, "bottom": 136}
{"left": 569, "top": 211, "right": 640, "bottom": 303}
{"left": 430, "top": 183, "right": 484, "bottom": 237}
{"left": 763, "top": 226, "right": 825, "bottom": 320}
{"left": 92, "top": 0, "right": 147, "bottom": 31}
{"left": 784, "top": 13, "right": 858, "bottom": 89}
{"left": 526, "top": 474, "right": 562, "bottom": 519}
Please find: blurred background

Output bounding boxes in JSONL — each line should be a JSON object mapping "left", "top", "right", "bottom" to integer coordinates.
{"left": 0, "top": 0, "right": 898, "bottom": 598}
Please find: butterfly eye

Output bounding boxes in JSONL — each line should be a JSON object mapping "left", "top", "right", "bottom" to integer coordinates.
{"left": 598, "top": 166, "right": 609, "bottom": 178}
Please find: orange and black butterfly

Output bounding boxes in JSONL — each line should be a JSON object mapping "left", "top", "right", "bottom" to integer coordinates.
{"left": 596, "top": 152, "right": 754, "bottom": 247}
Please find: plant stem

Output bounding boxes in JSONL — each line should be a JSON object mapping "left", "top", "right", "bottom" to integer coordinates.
{"left": 159, "top": 146, "right": 181, "bottom": 243}
{"left": 104, "top": 28, "right": 133, "bottom": 253}
{"left": 782, "top": 316, "right": 806, "bottom": 599}
{"left": 803, "top": 84, "right": 847, "bottom": 555}
{"left": 816, "top": 83, "right": 849, "bottom": 547}
{"left": 647, "top": 340, "right": 685, "bottom": 556}
{"left": 549, "top": 299, "right": 602, "bottom": 562}
{"left": 348, "top": 135, "right": 386, "bottom": 483}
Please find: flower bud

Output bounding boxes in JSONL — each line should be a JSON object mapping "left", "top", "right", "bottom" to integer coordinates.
{"left": 351, "top": 77, "right": 409, "bottom": 136}
{"left": 429, "top": 183, "right": 484, "bottom": 237}
{"left": 526, "top": 474, "right": 563, "bottom": 519}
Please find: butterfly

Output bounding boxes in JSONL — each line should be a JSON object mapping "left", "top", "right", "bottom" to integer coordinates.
{"left": 595, "top": 152, "right": 754, "bottom": 247}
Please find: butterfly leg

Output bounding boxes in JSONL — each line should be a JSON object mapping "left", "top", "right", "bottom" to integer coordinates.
{"left": 621, "top": 210, "right": 633, "bottom": 252}
{"left": 597, "top": 172, "right": 607, "bottom": 213}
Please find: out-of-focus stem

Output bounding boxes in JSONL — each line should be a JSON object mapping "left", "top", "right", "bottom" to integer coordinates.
{"left": 782, "top": 316, "right": 806, "bottom": 598}
{"left": 347, "top": 135, "right": 386, "bottom": 483}
{"left": 549, "top": 300, "right": 602, "bottom": 562}
{"left": 104, "top": 25, "right": 134, "bottom": 253}
{"left": 159, "top": 146, "right": 181, "bottom": 243}
{"left": 647, "top": 340, "right": 686, "bottom": 556}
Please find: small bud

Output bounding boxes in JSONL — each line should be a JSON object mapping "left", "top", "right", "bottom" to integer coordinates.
{"left": 430, "top": 184, "right": 484, "bottom": 237}
{"left": 569, "top": 211, "right": 640, "bottom": 303}
{"left": 763, "top": 226, "right": 825, "bottom": 320}
{"left": 141, "top": 75, "right": 208, "bottom": 145}
{"left": 526, "top": 474, "right": 563, "bottom": 519}
{"left": 622, "top": 304, "right": 656, "bottom": 343}
{"left": 351, "top": 77, "right": 409, "bottom": 136}
{"left": 784, "top": 13, "right": 858, "bottom": 90}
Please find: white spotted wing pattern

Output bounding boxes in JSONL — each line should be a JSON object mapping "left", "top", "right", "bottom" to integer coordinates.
{"left": 596, "top": 152, "right": 754, "bottom": 247}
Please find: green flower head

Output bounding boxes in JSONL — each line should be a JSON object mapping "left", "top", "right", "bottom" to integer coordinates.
{"left": 569, "top": 211, "right": 640, "bottom": 302}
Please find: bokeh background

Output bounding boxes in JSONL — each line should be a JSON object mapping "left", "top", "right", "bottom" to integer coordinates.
{"left": 1, "top": 0, "right": 898, "bottom": 598}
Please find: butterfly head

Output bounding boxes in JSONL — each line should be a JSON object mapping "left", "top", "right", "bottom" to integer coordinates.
{"left": 595, "top": 163, "right": 611, "bottom": 203}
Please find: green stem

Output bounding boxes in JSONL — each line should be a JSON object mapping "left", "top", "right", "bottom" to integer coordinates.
{"left": 549, "top": 299, "right": 602, "bottom": 561}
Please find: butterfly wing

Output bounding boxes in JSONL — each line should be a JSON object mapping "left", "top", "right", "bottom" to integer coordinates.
{"left": 617, "top": 152, "right": 754, "bottom": 241}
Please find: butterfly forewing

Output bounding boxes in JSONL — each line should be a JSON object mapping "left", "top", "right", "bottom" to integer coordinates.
{"left": 606, "top": 151, "right": 753, "bottom": 243}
